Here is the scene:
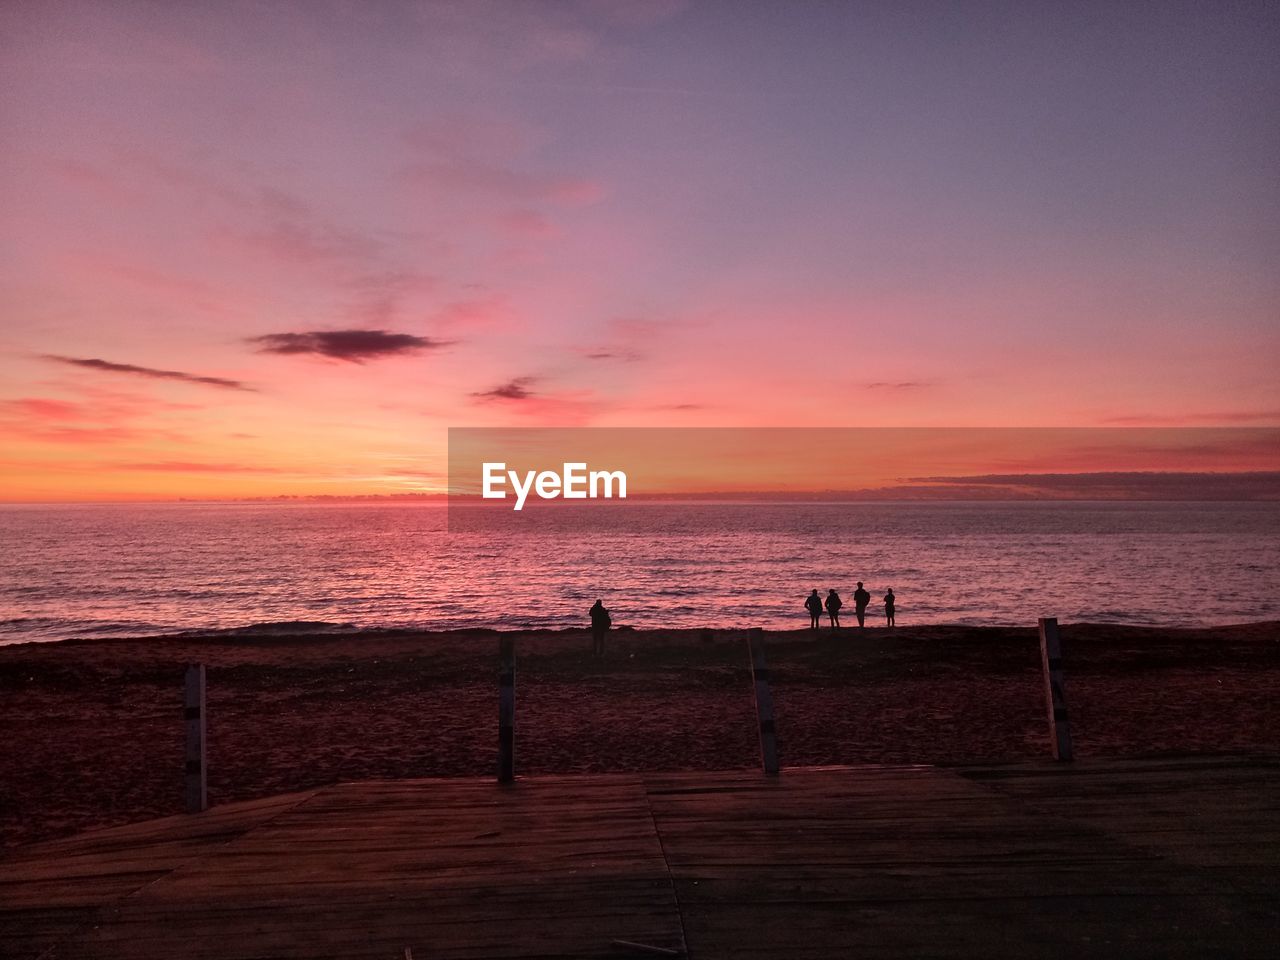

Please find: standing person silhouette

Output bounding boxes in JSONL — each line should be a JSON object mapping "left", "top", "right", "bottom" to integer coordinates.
{"left": 589, "top": 599, "right": 611, "bottom": 656}
{"left": 883, "top": 588, "right": 896, "bottom": 627}
{"left": 805, "top": 589, "right": 823, "bottom": 630}
{"left": 825, "top": 588, "right": 843, "bottom": 628}
{"left": 853, "top": 581, "right": 871, "bottom": 628}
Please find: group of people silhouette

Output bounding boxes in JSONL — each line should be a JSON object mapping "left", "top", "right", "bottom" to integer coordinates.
{"left": 806, "top": 582, "right": 895, "bottom": 629}
{"left": 588, "top": 582, "right": 897, "bottom": 655}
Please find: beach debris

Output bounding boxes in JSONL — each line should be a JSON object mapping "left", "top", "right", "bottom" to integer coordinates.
{"left": 610, "top": 940, "right": 681, "bottom": 956}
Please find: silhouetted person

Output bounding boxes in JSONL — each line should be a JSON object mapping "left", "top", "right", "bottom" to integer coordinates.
{"left": 805, "top": 589, "right": 822, "bottom": 630}
{"left": 589, "top": 599, "right": 611, "bottom": 656}
{"left": 884, "top": 588, "right": 896, "bottom": 627}
{"left": 825, "top": 588, "right": 843, "bottom": 628}
{"left": 853, "top": 581, "right": 871, "bottom": 628}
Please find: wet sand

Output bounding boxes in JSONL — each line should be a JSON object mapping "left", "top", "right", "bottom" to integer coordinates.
{"left": 1, "top": 622, "right": 1277, "bottom": 848}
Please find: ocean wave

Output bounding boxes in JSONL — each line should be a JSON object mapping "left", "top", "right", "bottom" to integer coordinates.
{"left": 177, "top": 620, "right": 357, "bottom": 638}
{"left": 0, "top": 617, "right": 72, "bottom": 628}
{"left": 2, "top": 501, "right": 1277, "bottom": 644}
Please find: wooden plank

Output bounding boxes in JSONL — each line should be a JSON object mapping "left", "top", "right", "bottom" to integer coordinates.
{"left": 1037, "top": 618, "right": 1073, "bottom": 761}
{"left": 3, "top": 759, "right": 1277, "bottom": 959}
{"left": 7, "top": 774, "right": 683, "bottom": 960}
{"left": 647, "top": 761, "right": 1279, "bottom": 959}
{"left": 747, "top": 628, "right": 779, "bottom": 777}
{"left": 0, "top": 790, "right": 319, "bottom": 960}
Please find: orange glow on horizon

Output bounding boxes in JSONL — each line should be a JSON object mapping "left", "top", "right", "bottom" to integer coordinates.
{"left": 2, "top": 425, "right": 1279, "bottom": 502}
{"left": 2, "top": 4, "right": 1277, "bottom": 501}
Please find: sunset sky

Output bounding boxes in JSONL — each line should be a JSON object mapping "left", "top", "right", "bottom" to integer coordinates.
{"left": 2, "top": 1, "right": 1277, "bottom": 500}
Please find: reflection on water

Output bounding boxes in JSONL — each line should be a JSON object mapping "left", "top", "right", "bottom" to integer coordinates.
{"left": 0, "top": 500, "right": 1277, "bottom": 643}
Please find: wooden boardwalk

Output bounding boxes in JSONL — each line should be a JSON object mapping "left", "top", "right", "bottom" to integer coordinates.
{"left": 2, "top": 756, "right": 1277, "bottom": 959}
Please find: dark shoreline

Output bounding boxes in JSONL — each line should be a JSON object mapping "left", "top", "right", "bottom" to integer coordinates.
{"left": 2, "top": 621, "right": 1277, "bottom": 848}
{"left": 5, "top": 618, "right": 1279, "bottom": 651}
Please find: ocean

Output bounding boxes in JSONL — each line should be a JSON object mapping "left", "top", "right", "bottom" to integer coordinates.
{"left": 1, "top": 500, "right": 1277, "bottom": 644}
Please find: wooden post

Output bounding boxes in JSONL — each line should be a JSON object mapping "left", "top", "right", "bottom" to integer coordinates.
{"left": 747, "top": 628, "right": 780, "bottom": 777}
{"left": 1038, "top": 618, "right": 1073, "bottom": 761}
{"left": 498, "top": 637, "right": 515, "bottom": 783}
{"left": 184, "top": 663, "right": 208, "bottom": 812}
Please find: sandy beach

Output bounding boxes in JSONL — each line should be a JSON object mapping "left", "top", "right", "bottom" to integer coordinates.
{"left": 1, "top": 622, "right": 1277, "bottom": 848}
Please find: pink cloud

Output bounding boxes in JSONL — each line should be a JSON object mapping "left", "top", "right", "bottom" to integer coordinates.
{"left": 430, "top": 295, "right": 515, "bottom": 332}
{"left": 582, "top": 0, "right": 689, "bottom": 26}
{"left": 402, "top": 160, "right": 603, "bottom": 206}
{"left": 1, "top": 388, "right": 202, "bottom": 448}
{"left": 33, "top": 382, "right": 203, "bottom": 414}
{"left": 400, "top": 112, "right": 603, "bottom": 207}
{"left": 1, "top": 424, "right": 151, "bottom": 445}
{"left": 404, "top": 115, "right": 541, "bottom": 158}
{"left": 127, "top": 150, "right": 250, "bottom": 209}
{"left": 494, "top": 390, "right": 603, "bottom": 426}
{"left": 498, "top": 209, "right": 558, "bottom": 237}
{"left": 62, "top": 252, "right": 238, "bottom": 320}
{"left": 523, "top": 23, "right": 597, "bottom": 63}
{"left": 210, "top": 189, "right": 383, "bottom": 269}
{"left": 576, "top": 316, "right": 677, "bottom": 364}
{"left": 342, "top": 271, "right": 437, "bottom": 325}
{"left": 3, "top": 398, "right": 89, "bottom": 421}
{"left": 54, "top": 160, "right": 140, "bottom": 204}
{"left": 72, "top": 255, "right": 218, "bottom": 299}
{"left": 119, "top": 461, "right": 288, "bottom": 474}
{"left": 69, "top": 157, "right": 389, "bottom": 280}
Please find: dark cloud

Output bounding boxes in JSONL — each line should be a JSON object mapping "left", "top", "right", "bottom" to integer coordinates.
{"left": 578, "top": 317, "right": 670, "bottom": 364}
{"left": 249, "top": 330, "right": 451, "bottom": 362}
{"left": 472, "top": 376, "right": 536, "bottom": 401}
{"left": 901, "top": 471, "right": 1280, "bottom": 501}
{"left": 44, "top": 355, "right": 253, "bottom": 391}
{"left": 583, "top": 348, "right": 642, "bottom": 362}
{"left": 865, "top": 381, "right": 931, "bottom": 390}
{"left": 1102, "top": 411, "right": 1280, "bottom": 425}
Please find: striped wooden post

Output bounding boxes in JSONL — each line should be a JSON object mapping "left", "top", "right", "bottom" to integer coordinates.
{"left": 184, "top": 663, "right": 208, "bottom": 813}
{"left": 747, "top": 628, "right": 780, "bottom": 777}
{"left": 1038, "top": 618, "right": 1074, "bottom": 761}
{"left": 498, "top": 637, "right": 515, "bottom": 783}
